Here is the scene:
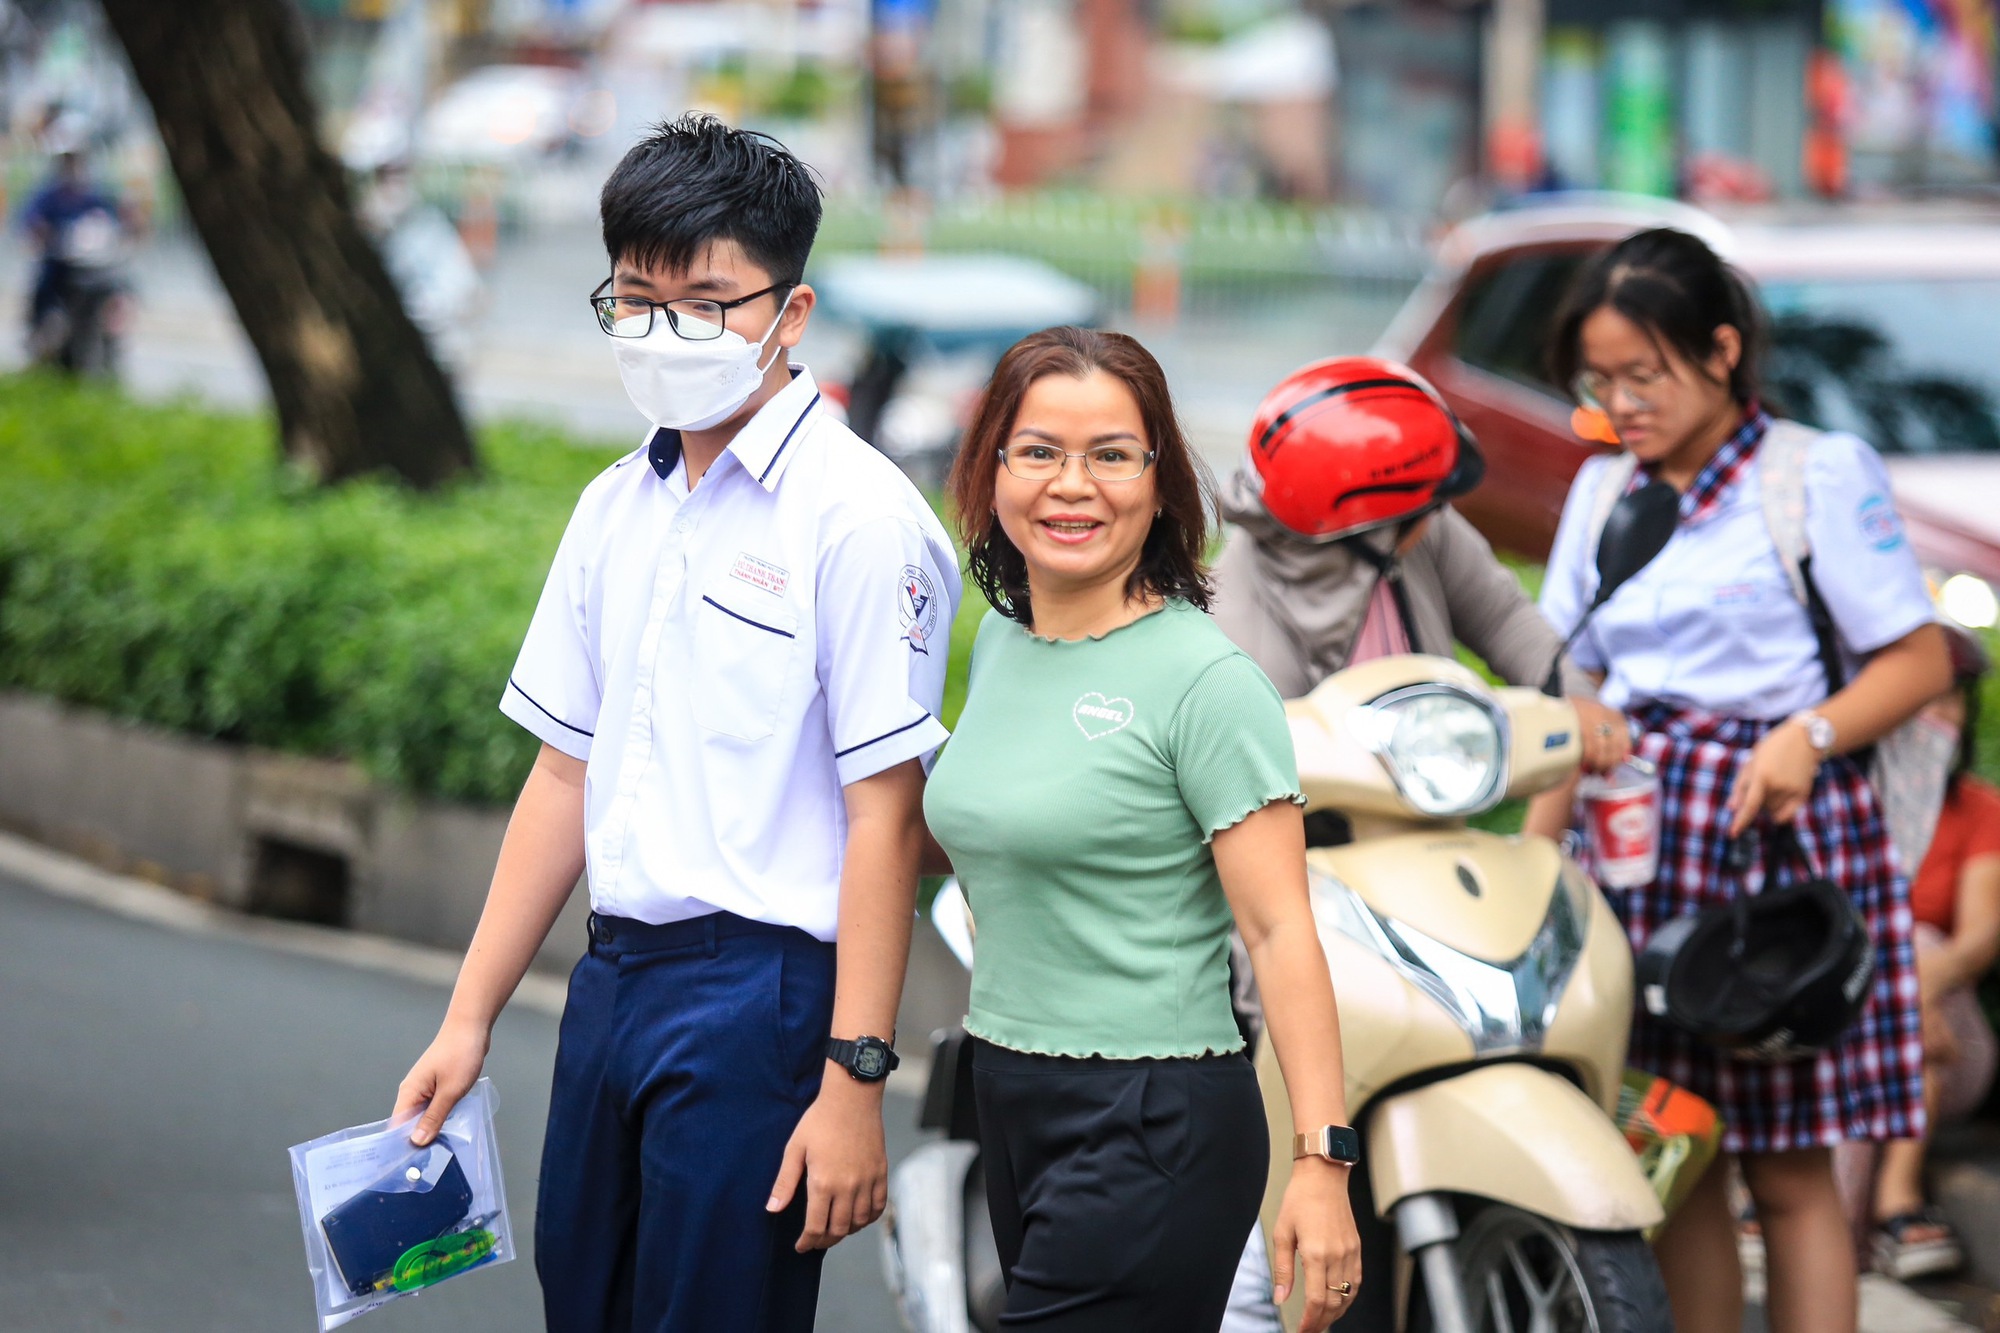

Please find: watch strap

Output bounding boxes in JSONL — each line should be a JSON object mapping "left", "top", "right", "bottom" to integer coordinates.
{"left": 826, "top": 1036, "right": 901, "bottom": 1082}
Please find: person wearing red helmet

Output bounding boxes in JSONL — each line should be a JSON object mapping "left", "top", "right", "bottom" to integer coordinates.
{"left": 1209, "top": 357, "right": 1629, "bottom": 1333}
{"left": 1210, "top": 355, "right": 1627, "bottom": 774}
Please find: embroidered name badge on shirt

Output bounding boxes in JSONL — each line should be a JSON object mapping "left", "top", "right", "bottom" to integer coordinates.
{"left": 899, "top": 565, "right": 939, "bottom": 655}
{"left": 1073, "top": 693, "right": 1134, "bottom": 740}
{"left": 730, "top": 552, "right": 790, "bottom": 596}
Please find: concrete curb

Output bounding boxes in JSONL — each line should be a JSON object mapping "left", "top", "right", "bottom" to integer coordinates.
{"left": 0, "top": 829, "right": 571, "bottom": 1014}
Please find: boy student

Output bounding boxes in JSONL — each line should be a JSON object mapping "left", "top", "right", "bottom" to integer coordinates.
{"left": 391, "top": 114, "right": 958, "bottom": 1332}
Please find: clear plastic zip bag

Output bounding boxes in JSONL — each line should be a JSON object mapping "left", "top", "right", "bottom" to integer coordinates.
{"left": 288, "top": 1078, "right": 515, "bottom": 1328}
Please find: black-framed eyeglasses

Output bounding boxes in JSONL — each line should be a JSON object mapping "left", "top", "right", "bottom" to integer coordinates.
{"left": 589, "top": 278, "right": 791, "bottom": 340}
{"left": 998, "top": 442, "right": 1156, "bottom": 483}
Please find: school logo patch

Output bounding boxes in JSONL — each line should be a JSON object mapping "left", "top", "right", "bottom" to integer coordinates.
{"left": 1857, "top": 494, "right": 1905, "bottom": 553}
{"left": 898, "top": 565, "right": 939, "bottom": 655}
{"left": 730, "top": 551, "right": 790, "bottom": 596}
{"left": 1073, "top": 693, "right": 1135, "bottom": 740}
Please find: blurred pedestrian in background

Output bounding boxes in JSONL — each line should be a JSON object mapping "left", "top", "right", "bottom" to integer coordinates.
{"left": 1836, "top": 625, "right": 2000, "bottom": 1281}
{"left": 353, "top": 155, "right": 484, "bottom": 370}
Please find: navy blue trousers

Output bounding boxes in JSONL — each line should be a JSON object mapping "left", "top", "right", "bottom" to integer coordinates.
{"left": 537, "top": 910, "right": 836, "bottom": 1333}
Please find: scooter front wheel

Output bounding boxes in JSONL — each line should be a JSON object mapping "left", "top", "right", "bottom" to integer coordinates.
{"left": 1418, "top": 1204, "right": 1670, "bottom": 1333}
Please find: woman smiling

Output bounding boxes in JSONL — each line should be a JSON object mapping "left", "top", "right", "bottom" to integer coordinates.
{"left": 923, "top": 327, "right": 1362, "bottom": 1331}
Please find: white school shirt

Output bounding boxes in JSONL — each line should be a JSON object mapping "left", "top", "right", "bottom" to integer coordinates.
{"left": 1538, "top": 429, "right": 1934, "bottom": 720}
{"left": 500, "top": 366, "right": 959, "bottom": 940}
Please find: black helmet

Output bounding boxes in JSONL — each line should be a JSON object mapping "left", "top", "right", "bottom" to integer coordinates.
{"left": 1635, "top": 833, "right": 1873, "bottom": 1063}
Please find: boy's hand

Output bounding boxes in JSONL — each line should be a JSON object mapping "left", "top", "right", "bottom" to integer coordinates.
{"left": 766, "top": 1070, "right": 888, "bottom": 1252}
{"left": 393, "top": 1015, "right": 491, "bottom": 1146}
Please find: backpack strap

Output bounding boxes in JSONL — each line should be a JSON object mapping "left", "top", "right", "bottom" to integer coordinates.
{"left": 1758, "top": 420, "right": 1815, "bottom": 603}
{"left": 1585, "top": 451, "right": 1641, "bottom": 578}
{"left": 1757, "top": 419, "right": 1848, "bottom": 696}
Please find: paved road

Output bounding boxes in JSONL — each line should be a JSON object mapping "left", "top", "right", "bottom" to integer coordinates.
{"left": 0, "top": 870, "right": 921, "bottom": 1332}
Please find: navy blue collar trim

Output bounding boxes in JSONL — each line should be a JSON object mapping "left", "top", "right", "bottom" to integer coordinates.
{"left": 761, "top": 393, "right": 821, "bottom": 483}
{"left": 647, "top": 427, "right": 682, "bottom": 480}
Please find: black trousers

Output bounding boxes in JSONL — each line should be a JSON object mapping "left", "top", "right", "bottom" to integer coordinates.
{"left": 972, "top": 1039, "right": 1268, "bottom": 1331}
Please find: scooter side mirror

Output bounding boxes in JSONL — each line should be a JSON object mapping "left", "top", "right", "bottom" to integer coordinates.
{"left": 1594, "top": 480, "right": 1680, "bottom": 603}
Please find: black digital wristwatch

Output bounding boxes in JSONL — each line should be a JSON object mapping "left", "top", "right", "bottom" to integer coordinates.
{"left": 826, "top": 1036, "right": 900, "bottom": 1083}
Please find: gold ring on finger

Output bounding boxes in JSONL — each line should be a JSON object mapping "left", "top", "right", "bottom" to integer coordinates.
{"left": 1328, "top": 1280, "right": 1352, "bottom": 1295}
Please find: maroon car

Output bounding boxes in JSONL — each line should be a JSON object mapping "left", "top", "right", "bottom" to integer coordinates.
{"left": 1380, "top": 196, "right": 2000, "bottom": 623}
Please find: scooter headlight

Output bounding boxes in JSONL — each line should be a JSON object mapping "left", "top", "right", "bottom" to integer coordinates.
{"left": 1353, "top": 683, "right": 1509, "bottom": 817}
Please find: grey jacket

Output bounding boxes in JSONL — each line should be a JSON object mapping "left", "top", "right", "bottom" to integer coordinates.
{"left": 1208, "top": 466, "right": 1593, "bottom": 700}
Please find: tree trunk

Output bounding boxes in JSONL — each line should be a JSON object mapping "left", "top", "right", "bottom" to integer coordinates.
{"left": 98, "top": 0, "right": 476, "bottom": 488}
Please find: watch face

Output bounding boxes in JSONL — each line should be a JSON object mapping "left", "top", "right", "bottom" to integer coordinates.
{"left": 855, "top": 1045, "right": 888, "bottom": 1078}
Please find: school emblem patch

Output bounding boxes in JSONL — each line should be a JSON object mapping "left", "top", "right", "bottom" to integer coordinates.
{"left": 1857, "top": 493, "right": 1905, "bottom": 552}
{"left": 899, "top": 565, "right": 939, "bottom": 655}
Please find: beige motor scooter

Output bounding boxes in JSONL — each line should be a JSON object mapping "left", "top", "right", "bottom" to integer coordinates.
{"left": 1256, "top": 483, "right": 1685, "bottom": 1333}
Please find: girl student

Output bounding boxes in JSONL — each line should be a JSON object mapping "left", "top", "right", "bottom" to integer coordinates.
{"left": 1538, "top": 227, "right": 1952, "bottom": 1333}
{"left": 923, "top": 327, "right": 1363, "bottom": 1331}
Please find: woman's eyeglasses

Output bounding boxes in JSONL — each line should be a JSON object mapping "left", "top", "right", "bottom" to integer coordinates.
{"left": 999, "top": 443, "right": 1156, "bottom": 482}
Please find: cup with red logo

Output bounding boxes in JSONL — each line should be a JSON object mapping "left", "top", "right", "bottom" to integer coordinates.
{"left": 1578, "top": 759, "right": 1661, "bottom": 890}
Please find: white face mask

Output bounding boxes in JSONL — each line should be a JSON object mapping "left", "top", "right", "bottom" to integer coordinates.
{"left": 610, "top": 292, "right": 792, "bottom": 432}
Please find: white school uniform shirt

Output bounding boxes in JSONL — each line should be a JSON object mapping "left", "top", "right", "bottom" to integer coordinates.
{"left": 500, "top": 366, "right": 959, "bottom": 940}
{"left": 1538, "top": 429, "right": 1934, "bottom": 720}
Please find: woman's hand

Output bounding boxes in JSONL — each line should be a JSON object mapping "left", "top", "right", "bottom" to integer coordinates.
{"left": 1570, "top": 698, "right": 1631, "bottom": 774}
{"left": 1922, "top": 998, "right": 1961, "bottom": 1066}
{"left": 392, "top": 1015, "right": 491, "bottom": 1146}
{"left": 1270, "top": 1159, "right": 1363, "bottom": 1329}
{"left": 1726, "top": 719, "right": 1821, "bottom": 837}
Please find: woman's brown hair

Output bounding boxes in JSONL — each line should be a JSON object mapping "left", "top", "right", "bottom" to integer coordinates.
{"left": 948, "top": 326, "right": 1213, "bottom": 626}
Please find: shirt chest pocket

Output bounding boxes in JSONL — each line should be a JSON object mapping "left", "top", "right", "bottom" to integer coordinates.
{"left": 693, "top": 592, "right": 799, "bottom": 742}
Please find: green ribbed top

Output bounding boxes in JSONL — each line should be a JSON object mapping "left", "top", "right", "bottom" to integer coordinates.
{"left": 925, "top": 601, "right": 1302, "bottom": 1059}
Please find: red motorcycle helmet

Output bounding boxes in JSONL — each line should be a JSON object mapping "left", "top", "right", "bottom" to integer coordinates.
{"left": 1248, "top": 357, "right": 1485, "bottom": 541}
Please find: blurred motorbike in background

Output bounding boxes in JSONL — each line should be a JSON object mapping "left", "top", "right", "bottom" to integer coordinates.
{"left": 26, "top": 195, "right": 131, "bottom": 380}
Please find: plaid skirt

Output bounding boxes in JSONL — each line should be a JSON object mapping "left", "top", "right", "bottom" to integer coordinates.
{"left": 1601, "top": 705, "right": 1927, "bottom": 1155}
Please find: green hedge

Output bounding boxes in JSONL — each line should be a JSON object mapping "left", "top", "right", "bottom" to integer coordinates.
{"left": 0, "top": 375, "right": 626, "bottom": 804}
{"left": 0, "top": 374, "right": 993, "bottom": 808}
{"left": 5, "top": 372, "right": 1995, "bottom": 813}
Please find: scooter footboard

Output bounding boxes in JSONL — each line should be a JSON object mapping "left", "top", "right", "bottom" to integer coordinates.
{"left": 1367, "top": 1064, "right": 1664, "bottom": 1233}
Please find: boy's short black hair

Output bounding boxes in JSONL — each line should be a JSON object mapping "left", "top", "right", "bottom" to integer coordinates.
{"left": 600, "top": 113, "right": 823, "bottom": 285}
